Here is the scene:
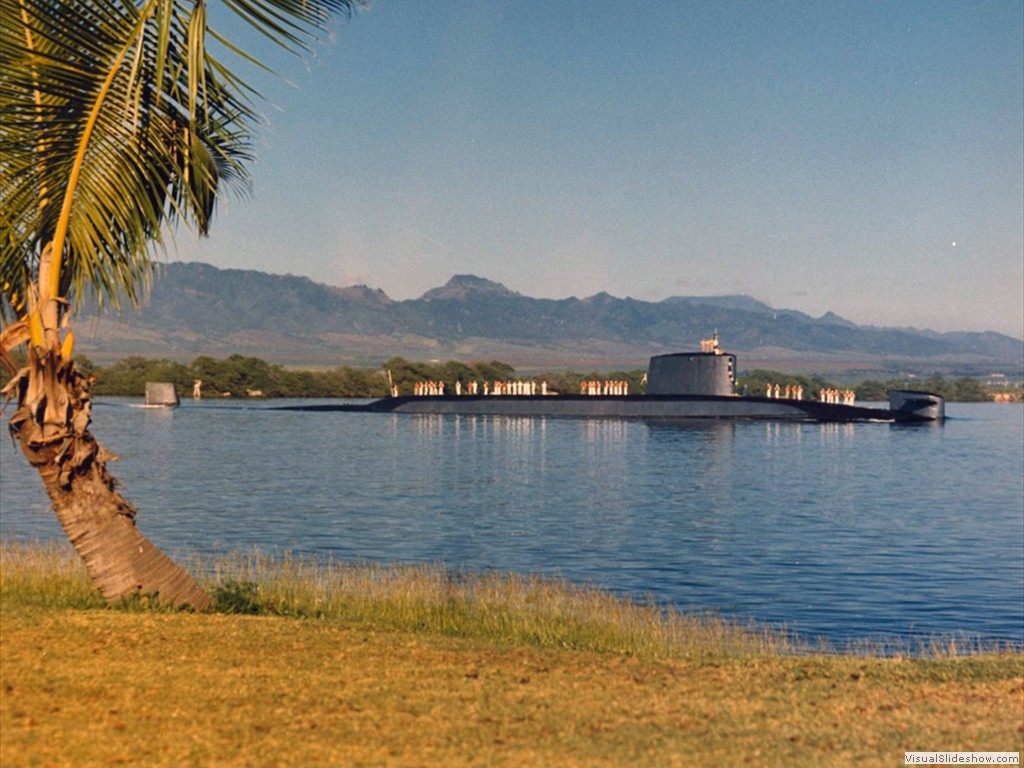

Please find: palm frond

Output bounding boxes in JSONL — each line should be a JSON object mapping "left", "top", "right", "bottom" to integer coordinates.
{"left": 0, "top": 0, "right": 354, "bottom": 323}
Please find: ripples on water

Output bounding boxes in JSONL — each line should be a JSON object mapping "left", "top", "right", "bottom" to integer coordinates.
{"left": 2, "top": 399, "right": 1021, "bottom": 646}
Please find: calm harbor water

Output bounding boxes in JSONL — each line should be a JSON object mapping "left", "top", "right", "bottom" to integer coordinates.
{"left": 2, "top": 399, "right": 1022, "bottom": 647}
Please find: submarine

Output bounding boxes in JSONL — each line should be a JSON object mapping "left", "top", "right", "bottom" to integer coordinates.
{"left": 286, "top": 335, "right": 945, "bottom": 423}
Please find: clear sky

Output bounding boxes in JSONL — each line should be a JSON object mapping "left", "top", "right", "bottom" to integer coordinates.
{"left": 172, "top": 1, "right": 1024, "bottom": 338}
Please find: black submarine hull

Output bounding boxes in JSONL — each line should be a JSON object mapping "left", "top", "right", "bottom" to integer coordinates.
{"left": 290, "top": 393, "right": 940, "bottom": 423}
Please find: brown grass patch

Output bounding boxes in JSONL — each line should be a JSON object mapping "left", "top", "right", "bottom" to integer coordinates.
{"left": 2, "top": 543, "right": 1021, "bottom": 766}
{"left": 1, "top": 608, "right": 1021, "bottom": 767}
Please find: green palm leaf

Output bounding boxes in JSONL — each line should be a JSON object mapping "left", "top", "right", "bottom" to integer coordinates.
{"left": 1, "top": 0, "right": 353, "bottom": 322}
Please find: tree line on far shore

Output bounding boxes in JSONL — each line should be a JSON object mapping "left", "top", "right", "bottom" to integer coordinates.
{"left": 1, "top": 352, "right": 1000, "bottom": 402}
{"left": 736, "top": 369, "right": 993, "bottom": 403}
{"left": 69, "top": 355, "right": 649, "bottom": 399}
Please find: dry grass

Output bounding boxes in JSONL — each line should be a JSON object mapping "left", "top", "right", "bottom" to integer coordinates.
{"left": 2, "top": 542, "right": 1022, "bottom": 766}
{"left": 0, "top": 542, "right": 803, "bottom": 659}
{"left": 202, "top": 548, "right": 805, "bottom": 660}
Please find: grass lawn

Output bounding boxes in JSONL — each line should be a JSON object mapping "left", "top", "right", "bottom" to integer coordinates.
{"left": 1, "top": 544, "right": 1021, "bottom": 766}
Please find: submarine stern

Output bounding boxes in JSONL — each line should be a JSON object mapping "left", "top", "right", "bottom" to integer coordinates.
{"left": 888, "top": 389, "right": 946, "bottom": 421}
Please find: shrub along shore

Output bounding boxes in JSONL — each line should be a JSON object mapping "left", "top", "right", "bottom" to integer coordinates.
{"left": 2, "top": 542, "right": 1021, "bottom": 766}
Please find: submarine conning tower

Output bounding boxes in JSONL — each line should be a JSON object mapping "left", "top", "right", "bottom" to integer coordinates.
{"left": 646, "top": 333, "right": 737, "bottom": 397}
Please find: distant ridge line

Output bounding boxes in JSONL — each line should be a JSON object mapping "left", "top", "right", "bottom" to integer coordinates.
{"left": 72, "top": 261, "right": 1024, "bottom": 371}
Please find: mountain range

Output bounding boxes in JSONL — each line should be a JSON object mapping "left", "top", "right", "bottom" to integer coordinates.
{"left": 73, "top": 262, "right": 1023, "bottom": 374}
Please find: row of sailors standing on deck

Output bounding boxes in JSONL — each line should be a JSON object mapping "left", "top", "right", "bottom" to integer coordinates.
{"left": 580, "top": 380, "right": 629, "bottom": 396}
{"left": 410, "top": 379, "right": 633, "bottom": 396}
{"left": 764, "top": 383, "right": 856, "bottom": 405}
{"left": 411, "top": 380, "right": 551, "bottom": 396}
{"left": 413, "top": 380, "right": 482, "bottom": 396}
{"left": 820, "top": 388, "right": 856, "bottom": 405}
{"left": 491, "top": 380, "right": 544, "bottom": 396}
{"left": 414, "top": 381, "right": 446, "bottom": 396}
{"left": 766, "top": 383, "right": 804, "bottom": 400}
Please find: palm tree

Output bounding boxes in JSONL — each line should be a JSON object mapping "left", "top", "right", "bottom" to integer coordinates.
{"left": 0, "top": 0, "right": 354, "bottom": 608}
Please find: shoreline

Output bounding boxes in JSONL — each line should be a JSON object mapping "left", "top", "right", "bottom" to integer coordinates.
{"left": 3, "top": 542, "right": 1021, "bottom": 766}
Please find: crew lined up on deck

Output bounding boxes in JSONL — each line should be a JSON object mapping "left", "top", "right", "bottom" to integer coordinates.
{"left": 409, "top": 380, "right": 634, "bottom": 396}
{"left": 413, "top": 381, "right": 446, "bottom": 396}
{"left": 820, "top": 388, "right": 856, "bottom": 405}
{"left": 763, "top": 383, "right": 856, "bottom": 404}
{"left": 490, "top": 380, "right": 542, "bottom": 396}
{"left": 765, "top": 383, "right": 804, "bottom": 400}
{"left": 580, "top": 380, "right": 629, "bottom": 396}
{"left": 411, "top": 380, "right": 548, "bottom": 396}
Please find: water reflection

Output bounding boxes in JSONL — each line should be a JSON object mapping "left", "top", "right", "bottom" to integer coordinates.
{"left": 579, "top": 418, "right": 629, "bottom": 443}
{"left": 0, "top": 403, "right": 1020, "bottom": 644}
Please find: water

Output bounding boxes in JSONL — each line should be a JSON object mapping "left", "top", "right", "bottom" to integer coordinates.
{"left": 2, "top": 399, "right": 1022, "bottom": 647}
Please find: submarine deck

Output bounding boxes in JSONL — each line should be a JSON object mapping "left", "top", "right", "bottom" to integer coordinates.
{"left": 276, "top": 395, "right": 933, "bottom": 423}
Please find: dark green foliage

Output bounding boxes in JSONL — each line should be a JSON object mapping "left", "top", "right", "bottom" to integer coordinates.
{"left": 856, "top": 379, "right": 890, "bottom": 401}
{"left": 471, "top": 360, "right": 516, "bottom": 382}
{"left": 950, "top": 377, "right": 988, "bottom": 401}
{"left": 211, "top": 580, "right": 264, "bottom": 615}
{"left": 91, "top": 356, "right": 194, "bottom": 395}
{"left": 533, "top": 370, "right": 584, "bottom": 395}
{"left": 87, "top": 354, "right": 392, "bottom": 398}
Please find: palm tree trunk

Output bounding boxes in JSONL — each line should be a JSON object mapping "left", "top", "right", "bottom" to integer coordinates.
{"left": 6, "top": 348, "right": 211, "bottom": 609}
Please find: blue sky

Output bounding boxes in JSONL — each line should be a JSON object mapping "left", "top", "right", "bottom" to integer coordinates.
{"left": 173, "top": 1, "right": 1024, "bottom": 338}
